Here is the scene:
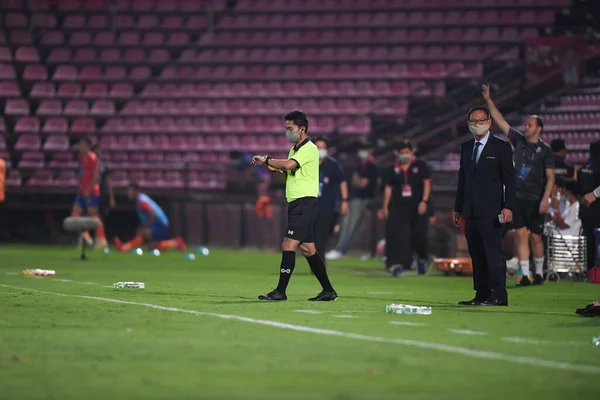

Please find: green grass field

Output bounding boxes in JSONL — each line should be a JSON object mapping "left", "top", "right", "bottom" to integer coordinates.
{"left": 1, "top": 245, "right": 599, "bottom": 400}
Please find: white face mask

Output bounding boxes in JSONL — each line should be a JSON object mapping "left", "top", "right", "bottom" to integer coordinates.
{"left": 469, "top": 124, "right": 489, "bottom": 137}
{"left": 397, "top": 154, "right": 412, "bottom": 164}
{"left": 358, "top": 150, "right": 369, "bottom": 160}
{"left": 318, "top": 149, "right": 328, "bottom": 160}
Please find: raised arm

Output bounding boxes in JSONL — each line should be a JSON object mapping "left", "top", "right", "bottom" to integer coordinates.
{"left": 482, "top": 84, "right": 511, "bottom": 136}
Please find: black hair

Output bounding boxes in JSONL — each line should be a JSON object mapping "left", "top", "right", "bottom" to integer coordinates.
{"left": 91, "top": 144, "right": 100, "bottom": 152}
{"left": 395, "top": 140, "right": 414, "bottom": 151}
{"left": 79, "top": 136, "right": 92, "bottom": 146}
{"left": 313, "top": 136, "right": 330, "bottom": 148}
{"left": 467, "top": 106, "right": 491, "bottom": 120}
{"left": 284, "top": 110, "right": 309, "bottom": 133}
{"left": 555, "top": 177, "right": 578, "bottom": 194}
{"left": 529, "top": 115, "right": 544, "bottom": 133}
{"left": 128, "top": 182, "right": 140, "bottom": 191}
{"left": 550, "top": 138, "right": 566, "bottom": 153}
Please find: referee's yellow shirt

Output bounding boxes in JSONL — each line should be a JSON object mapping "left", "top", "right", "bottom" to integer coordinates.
{"left": 286, "top": 139, "right": 319, "bottom": 203}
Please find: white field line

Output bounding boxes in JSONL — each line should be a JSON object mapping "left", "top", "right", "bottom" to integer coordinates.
{"left": 332, "top": 315, "right": 357, "bottom": 319}
{"left": 390, "top": 321, "right": 425, "bottom": 327}
{"left": 448, "top": 329, "right": 489, "bottom": 336}
{"left": 1, "top": 283, "right": 599, "bottom": 375}
{"left": 293, "top": 310, "right": 322, "bottom": 314}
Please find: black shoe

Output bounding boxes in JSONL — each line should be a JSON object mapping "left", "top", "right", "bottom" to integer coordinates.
{"left": 575, "top": 304, "right": 600, "bottom": 317}
{"left": 308, "top": 291, "right": 338, "bottom": 301}
{"left": 458, "top": 298, "right": 485, "bottom": 306}
{"left": 480, "top": 298, "right": 509, "bottom": 306}
{"left": 516, "top": 275, "right": 531, "bottom": 287}
{"left": 258, "top": 289, "right": 287, "bottom": 301}
{"left": 532, "top": 274, "right": 544, "bottom": 285}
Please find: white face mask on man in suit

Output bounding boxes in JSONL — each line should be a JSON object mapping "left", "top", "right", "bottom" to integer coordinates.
{"left": 469, "top": 124, "right": 489, "bottom": 137}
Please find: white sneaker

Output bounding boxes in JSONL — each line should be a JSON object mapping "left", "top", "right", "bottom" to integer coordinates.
{"left": 506, "top": 257, "right": 519, "bottom": 276}
{"left": 325, "top": 250, "right": 344, "bottom": 260}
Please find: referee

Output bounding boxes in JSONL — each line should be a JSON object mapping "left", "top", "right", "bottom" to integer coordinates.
{"left": 251, "top": 111, "right": 337, "bottom": 301}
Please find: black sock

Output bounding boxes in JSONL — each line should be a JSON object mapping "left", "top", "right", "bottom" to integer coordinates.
{"left": 306, "top": 253, "right": 334, "bottom": 292}
{"left": 276, "top": 251, "right": 296, "bottom": 294}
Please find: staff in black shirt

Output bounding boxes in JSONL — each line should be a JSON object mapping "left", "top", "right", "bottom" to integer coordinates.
{"left": 483, "top": 84, "right": 555, "bottom": 286}
{"left": 313, "top": 137, "right": 348, "bottom": 264}
{"left": 326, "top": 142, "right": 378, "bottom": 260}
{"left": 578, "top": 140, "right": 600, "bottom": 270}
{"left": 382, "top": 140, "right": 432, "bottom": 276}
{"left": 551, "top": 139, "right": 576, "bottom": 181}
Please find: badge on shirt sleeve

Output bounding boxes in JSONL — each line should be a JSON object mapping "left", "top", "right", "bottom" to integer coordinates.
{"left": 402, "top": 184, "right": 412, "bottom": 197}
{"left": 412, "top": 167, "right": 418, "bottom": 174}
{"left": 323, "top": 176, "right": 329, "bottom": 184}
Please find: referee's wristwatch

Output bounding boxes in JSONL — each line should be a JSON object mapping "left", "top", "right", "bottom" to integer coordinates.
{"left": 264, "top": 155, "right": 272, "bottom": 166}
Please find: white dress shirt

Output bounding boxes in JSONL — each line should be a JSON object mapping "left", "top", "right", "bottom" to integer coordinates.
{"left": 473, "top": 131, "right": 490, "bottom": 164}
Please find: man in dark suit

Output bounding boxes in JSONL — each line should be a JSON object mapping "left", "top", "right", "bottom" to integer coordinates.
{"left": 454, "top": 106, "right": 516, "bottom": 306}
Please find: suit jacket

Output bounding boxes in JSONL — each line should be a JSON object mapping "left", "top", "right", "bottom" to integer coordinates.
{"left": 454, "top": 133, "right": 516, "bottom": 219}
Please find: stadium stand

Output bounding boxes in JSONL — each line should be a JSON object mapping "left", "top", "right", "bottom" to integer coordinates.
{"left": 0, "top": 0, "right": 594, "bottom": 192}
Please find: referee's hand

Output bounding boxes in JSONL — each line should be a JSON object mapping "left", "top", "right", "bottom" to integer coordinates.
{"left": 251, "top": 155, "right": 266, "bottom": 166}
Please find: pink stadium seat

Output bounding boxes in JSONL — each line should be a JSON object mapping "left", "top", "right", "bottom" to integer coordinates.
{"left": 48, "top": 152, "right": 78, "bottom": 170}
{"left": 54, "top": 170, "right": 78, "bottom": 187}
{"left": 37, "top": 99, "right": 62, "bottom": 116}
{"left": 6, "top": 169, "right": 22, "bottom": 187}
{"left": 15, "top": 117, "right": 40, "bottom": 134}
{"left": 90, "top": 100, "right": 115, "bottom": 116}
{"left": 27, "top": 169, "right": 53, "bottom": 186}
{"left": 10, "top": 30, "right": 33, "bottom": 45}
{"left": 42, "top": 118, "right": 68, "bottom": 134}
{"left": 0, "top": 47, "right": 12, "bottom": 62}
{"left": 64, "top": 100, "right": 89, "bottom": 116}
{"left": 15, "top": 134, "right": 41, "bottom": 151}
{"left": 43, "top": 135, "right": 70, "bottom": 151}
{"left": 0, "top": 81, "right": 20, "bottom": 97}
{"left": 42, "top": 30, "right": 65, "bottom": 46}
{"left": 105, "top": 66, "right": 127, "bottom": 80}
{"left": 20, "top": 152, "right": 45, "bottom": 170}
{"left": 73, "top": 48, "right": 97, "bottom": 62}
{"left": 70, "top": 118, "right": 96, "bottom": 135}
{"left": 47, "top": 49, "right": 72, "bottom": 63}
{"left": 15, "top": 47, "right": 40, "bottom": 63}
{"left": 62, "top": 14, "right": 86, "bottom": 28}
{"left": 0, "top": 64, "right": 16, "bottom": 79}
{"left": 82, "top": 83, "right": 108, "bottom": 99}
{"left": 57, "top": 83, "right": 82, "bottom": 98}
{"left": 22, "top": 64, "right": 48, "bottom": 81}
{"left": 109, "top": 83, "right": 134, "bottom": 99}
{"left": 53, "top": 65, "right": 77, "bottom": 81}
{"left": 5, "top": 99, "right": 29, "bottom": 115}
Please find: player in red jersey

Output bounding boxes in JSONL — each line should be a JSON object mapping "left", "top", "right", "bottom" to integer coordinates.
{"left": 71, "top": 137, "right": 106, "bottom": 246}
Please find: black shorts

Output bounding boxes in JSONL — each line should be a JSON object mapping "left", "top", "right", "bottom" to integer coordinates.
{"left": 285, "top": 197, "right": 318, "bottom": 243}
{"left": 512, "top": 198, "right": 544, "bottom": 235}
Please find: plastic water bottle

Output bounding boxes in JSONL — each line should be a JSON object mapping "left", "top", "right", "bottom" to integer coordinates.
{"left": 151, "top": 249, "right": 161, "bottom": 256}
{"left": 23, "top": 269, "right": 56, "bottom": 277}
{"left": 185, "top": 253, "right": 196, "bottom": 260}
{"left": 593, "top": 336, "right": 600, "bottom": 346}
{"left": 196, "top": 246, "right": 210, "bottom": 256}
{"left": 385, "top": 303, "right": 432, "bottom": 315}
{"left": 114, "top": 282, "right": 145, "bottom": 289}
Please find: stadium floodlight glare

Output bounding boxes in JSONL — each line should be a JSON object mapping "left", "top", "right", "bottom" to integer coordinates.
{"left": 63, "top": 217, "right": 101, "bottom": 261}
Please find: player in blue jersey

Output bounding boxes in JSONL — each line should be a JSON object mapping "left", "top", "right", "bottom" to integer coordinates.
{"left": 113, "top": 183, "right": 186, "bottom": 252}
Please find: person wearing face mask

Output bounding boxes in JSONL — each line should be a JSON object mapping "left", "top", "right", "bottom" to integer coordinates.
{"left": 251, "top": 111, "right": 337, "bottom": 302}
{"left": 326, "top": 142, "right": 378, "bottom": 260}
{"left": 313, "top": 137, "right": 349, "bottom": 265}
{"left": 454, "top": 106, "right": 516, "bottom": 306}
{"left": 482, "top": 84, "right": 555, "bottom": 286}
{"left": 381, "top": 140, "right": 432, "bottom": 276}
{"left": 545, "top": 177, "right": 581, "bottom": 237}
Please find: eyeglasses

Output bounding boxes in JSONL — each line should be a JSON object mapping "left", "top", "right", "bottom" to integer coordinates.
{"left": 467, "top": 118, "right": 490, "bottom": 126}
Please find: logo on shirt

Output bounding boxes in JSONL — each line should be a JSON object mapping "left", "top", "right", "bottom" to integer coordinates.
{"left": 281, "top": 269, "right": 291, "bottom": 274}
{"left": 323, "top": 176, "right": 329, "bottom": 184}
{"left": 287, "top": 230, "right": 294, "bottom": 235}
{"left": 412, "top": 167, "right": 419, "bottom": 174}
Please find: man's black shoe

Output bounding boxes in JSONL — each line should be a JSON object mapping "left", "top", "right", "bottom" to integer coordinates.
{"left": 458, "top": 298, "right": 485, "bottom": 306}
{"left": 480, "top": 298, "right": 509, "bottom": 306}
{"left": 516, "top": 275, "right": 531, "bottom": 287}
{"left": 532, "top": 274, "right": 544, "bottom": 285}
{"left": 575, "top": 304, "right": 600, "bottom": 317}
{"left": 308, "top": 291, "right": 338, "bottom": 301}
{"left": 258, "top": 289, "right": 287, "bottom": 301}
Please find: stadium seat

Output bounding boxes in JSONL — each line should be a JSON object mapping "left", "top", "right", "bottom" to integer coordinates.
{"left": 26, "top": 169, "right": 53, "bottom": 186}
{"left": 43, "top": 135, "right": 70, "bottom": 151}
{"left": 0, "top": 81, "right": 20, "bottom": 97}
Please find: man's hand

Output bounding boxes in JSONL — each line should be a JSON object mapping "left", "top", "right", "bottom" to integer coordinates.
{"left": 453, "top": 212, "right": 461, "bottom": 228}
{"left": 418, "top": 201, "right": 427, "bottom": 215}
{"left": 582, "top": 192, "right": 598, "bottom": 206}
{"left": 251, "top": 155, "right": 266, "bottom": 166}
{"left": 378, "top": 208, "right": 389, "bottom": 220}
{"left": 539, "top": 200, "right": 549, "bottom": 215}
{"left": 482, "top": 84, "right": 491, "bottom": 101}
{"left": 501, "top": 208, "right": 513, "bottom": 223}
{"left": 340, "top": 201, "right": 349, "bottom": 215}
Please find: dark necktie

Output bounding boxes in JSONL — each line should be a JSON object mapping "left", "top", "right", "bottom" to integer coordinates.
{"left": 472, "top": 141, "right": 481, "bottom": 169}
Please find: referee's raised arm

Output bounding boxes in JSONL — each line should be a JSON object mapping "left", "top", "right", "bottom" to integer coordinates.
{"left": 250, "top": 111, "right": 337, "bottom": 302}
